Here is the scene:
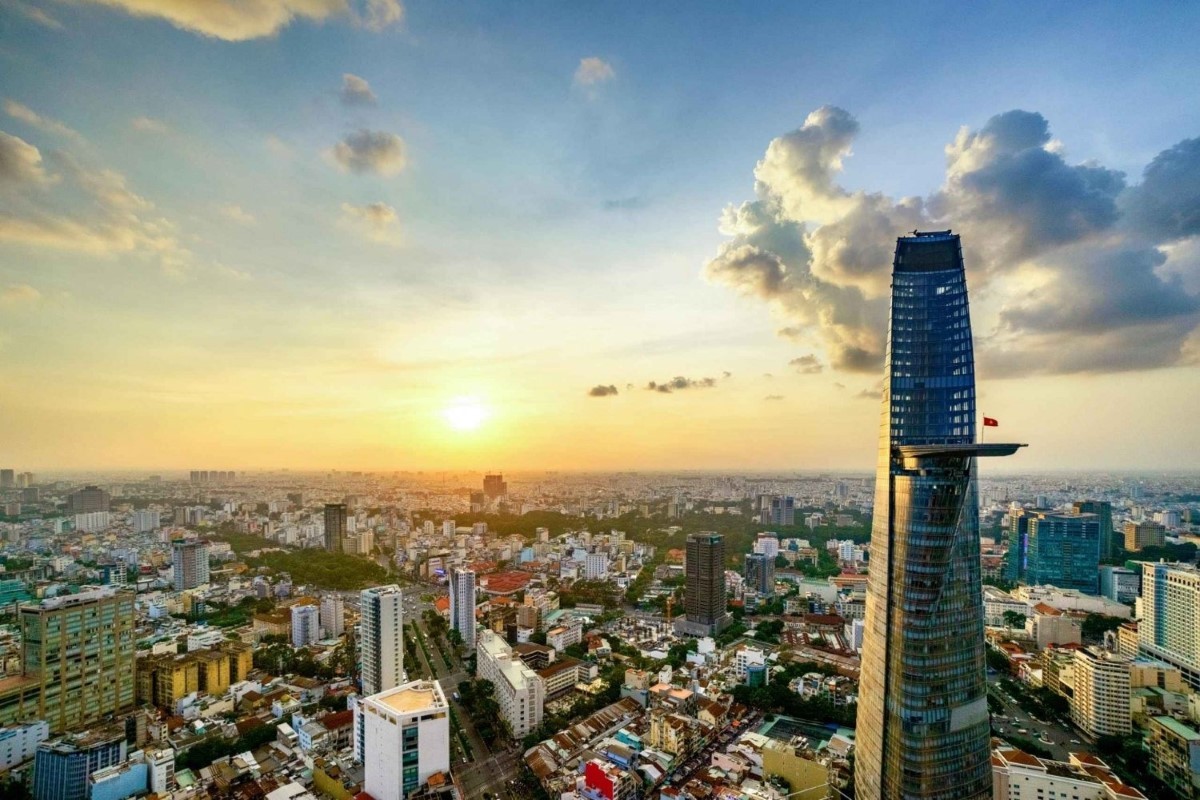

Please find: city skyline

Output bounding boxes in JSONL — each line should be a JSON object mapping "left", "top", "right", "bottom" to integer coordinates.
{"left": 2, "top": 3, "right": 1200, "bottom": 473}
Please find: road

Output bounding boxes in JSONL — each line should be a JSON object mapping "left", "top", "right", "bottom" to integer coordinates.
{"left": 663, "top": 711, "right": 763, "bottom": 790}
{"left": 988, "top": 674, "right": 1089, "bottom": 762}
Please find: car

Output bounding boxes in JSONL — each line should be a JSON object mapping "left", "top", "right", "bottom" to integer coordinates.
{"left": 1070, "top": 739, "right": 1081, "bottom": 744}
{"left": 1017, "top": 728, "right": 1028, "bottom": 735}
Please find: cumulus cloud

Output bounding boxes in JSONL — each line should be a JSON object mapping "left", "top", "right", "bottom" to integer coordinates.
{"left": 72, "top": 0, "right": 403, "bottom": 42}
{"left": 4, "top": 100, "right": 85, "bottom": 145}
{"left": 705, "top": 105, "right": 1200, "bottom": 376}
{"left": 339, "top": 201, "right": 400, "bottom": 244}
{"left": 131, "top": 116, "right": 170, "bottom": 134}
{"left": 340, "top": 73, "right": 377, "bottom": 106}
{"left": 646, "top": 376, "right": 718, "bottom": 393}
{"left": 329, "top": 130, "right": 407, "bottom": 176}
{"left": 789, "top": 355, "right": 823, "bottom": 374}
{"left": 574, "top": 57, "right": 615, "bottom": 87}
{"left": 0, "top": 131, "right": 51, "bottom": 185}
{"left": 588, "top": 384, "right": 618, "bottom": 397}
{"left": 0, "top": 283, "right": 41, "bottom": 306}
{"left": 219, "top": 204, "right": 256, "bottom": 225}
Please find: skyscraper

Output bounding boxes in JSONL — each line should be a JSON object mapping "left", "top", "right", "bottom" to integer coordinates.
{"left": 1026, "top": 512, "right": 1101, "bottom": 594}
{"left": 325, "top": 503, "right": 348, "bottom": 553}
{"left": 171, "top": 539, "right": 210, "bottom": 590}
{"left": 1125, "top": 520, "right": 1166, "bottom": 551}
{"left": 448, "top": 567, "right": 477, "bottom": 651}
{"left": 1073, "top": 501, "right": 1114, "bottom": 561}
{"left": 356, "top": 680, "right": 450, "bottom": 798}
{"left": 1137, "top": 561, "right": 1200, "bottom": 689}
{"left": 67, "top": 486, "right": 110, "bottom": 514}
{"left": 483, "top": 473, "right": 507, "bottom": 500}
{"left": 857, "top": 231, "right": 1025, "bottom": 800}
{"left": 360, "top": 585, "right": 404, "bottom": 696}
{"left": 677, "top": 532, "right": 730, "bottom": 635}
{"left": 743, "top": 552, "right": 774, "bottom": 596}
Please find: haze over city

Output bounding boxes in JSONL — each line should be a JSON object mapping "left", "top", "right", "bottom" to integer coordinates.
{"left": 2, "top": 2, "right": 1199, "bottom": 472}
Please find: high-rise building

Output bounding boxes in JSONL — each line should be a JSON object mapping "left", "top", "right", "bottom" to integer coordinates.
{"left": 32, "top": 728, "right": 127, "bottom": 800}
{"left": 67, "top": 486, "right": 110, "bottom": 514}
{"left": 1073, "top": 501, "right": 1114, "bottom": 561}
{"left": 1099, "top": 565, "right": 1140, "bottom": 604}
{"left": 324, "top": 504, "right": 348, "bottom": 554}
{"left": 320, "top": 595, "right": 345, "bottom": 639}
{"left": 678, "top": 532, "right": 730, "bottom": 636}
{"left": 754, "top": 532, "right": 780, "bottom": 559}
{"left": 19, "top": 587, "right": 137, "bottom": 732}
{"left": 483, "top": 473, "right": 507, "bottom": 499}
{"left": 1146, "top": 715, "right": 1200, "bottom": 800}
{"left": 857, "top": 231, "right": 1024, "bottom": 800}
{"left": 360, "top": 585, "right": 404, "bottom": 696}
{"left": 476, "top": 630, "right": 544, "bottom": 738}
{"left": 1137, "top": 562, "right": 1200, "bottom": 689}
{"left": 584, "top": 552, "right": 609, "bottom": 580}
{"left": 1026, "top": 512, "right": 1101, "bottom": 594}
{"left": 1125, "top": 520, "right": 1166, "bottom": 552}
{"left": 756, "top": 495, "right": 795, "bottom": 526}
{"left": 1070, "top": 647, "right": 1132, "bottom": 737}
{"left": 356, "top": 680, "right": 450, "bottom": 799}
{"left": 171, "top": 540, "right": 210, "bottom": 590}
{"left": 131, "top": 509, "right": 161, "bottom": 533}
{"left": 0, "top": 469, "right": 13, "bottom": 488}
{"left": 448, "top": 568, "right": 477, "bottom": 651}
{"left": 743, "top": 552, "right": 774, "bottom": 596}
{"left": 291, "top": 603, "right": 320, "bottom": 647}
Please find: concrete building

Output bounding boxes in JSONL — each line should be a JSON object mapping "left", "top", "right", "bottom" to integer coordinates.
{"left": 171, "top": 539, "right": 209, "bottom": 590}
{"left": 320, "top": 595, "right": 345, "bottom": 639}
{"left": 991, "top": 748, "right": 1147, "bottom": 800}
{"left": 291, "top": 603, "right": 320, "bottom": 648}
{"left": 356, "top": 680, "right": 450, "bottom": 800}
{"left": 1125, "top": 520, "right": 1166, "bottom": 551}
{"left": 476, "top": 629, "right": 544, "bottom": 739}
{"left": 1137, "top": 561, "right": 1200, "bottom": 689}
{"left": 678, "top": 532, "right": 730, "bottom": 636}
{"left": 0, "top": 720, "right": 50, "bottom": 770}
{"left": 584, "top": 552, "right": 609, "bottom": 580}
{"left": 1071, "top": 647, "right": 1132, "bottom": 737}
{"left": 66, "top": 485, "right": 110, "bottom": 514}
{"left": 360, "top": 585, "right": 405, "bottom": 696}
{"left": 743, "top": 552, "right": 774, "bottom": 596}
{"left": 448, "top": 567, "right": 476, "bottom": 651}
{"left": 324, "top": 503, "right": 347, "bottom": 554}
{"left": 131, "top": 509, "right": 160, "bottom": 533}
{"left": 1073, "top": 501, "right": 1115, "bottom": 561}
{"left": 1099, "top": 565, "right": 1140, "bottom": 604}
{"left": 32, "top": 729, "right": 126, "bottom": 800}
{"left": 1147, "top": 715, "right": 1200, "bottom": 799}
{"left": 1026, "top": 512, "right": 1101, "bottom": 594}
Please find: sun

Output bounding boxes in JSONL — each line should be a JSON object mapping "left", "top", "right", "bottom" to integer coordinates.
{"left": 442, "top": 397, "right": 489, "bottom": 431}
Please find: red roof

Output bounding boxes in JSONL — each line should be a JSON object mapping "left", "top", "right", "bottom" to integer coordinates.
{"left": 433, "top": 596, "right": 450, "bottom": 613}
{"left": 321, "top": 710, "right": 354, "bottom": 730}
{"left": 480, "top": 571, "right": 530, "bottom": 595}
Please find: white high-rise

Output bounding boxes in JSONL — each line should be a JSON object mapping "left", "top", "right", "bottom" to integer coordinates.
{"left": 1071, "top": 647, "right": 1132, "bottom": 737}
{"left": 291, "top": 603, "right": 320, "bottom": 647}
{"left": 1137, "top": 561, "right": 1200, "bottom": 689}
{"left": 320, "top": 595, "right": 345, "bottom": 639}
{"left": 448, "top": 568, "right": 476, "bottom": 651}
{"left": 171, "top": 539, "right": 210, "bottom": 590}
{"left": 356, "top": 680, "right": 450, "bottom": 800}
{"left": 476, "top": 629, "right": 544, "bottom": 738}
{"left": 584, "top": 552, "right": 609, "bottom": 580}
{"left": 360, "top": 585, "right": 404, "bottom": 696}
{"left": 132, "top": 509, "right": 161, "bottom": 533}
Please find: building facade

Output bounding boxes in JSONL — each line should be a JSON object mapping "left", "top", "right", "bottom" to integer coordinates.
{"left": 1125, "top": 520, "right": 1166, "bottom": 551}
{"left": 743, "top": 553, "right": 774, "bottom": 597}
{"left": 857, "top": 231, "right": 1023, "bottom": 800}
{"left": 171, "top": 539, "right": 209, "bottom": 590}
{"left": 1147, "top": 715, "right": 1200, "bottom": 800}
{"left": 324, "top": 503, "right": 348, "bottom": 553}
{"left": 357, "top": 681, "right": 450, "bottom": 800}
{"left": 1071, "top": 647, "right": 1132, "bottom": 737}
{"left": 1073, "top": 501, "right": 1114, "bottom": 561}
{"left": 679, "top": 532, "right": 730, "bottom": 636}
{"left": 360, "top": 585, "right": 405, "bottom": 696}
{"left": 1026, "top": 512, "right": 1101, "bottom": 594}
{"left": 476, "top": 629, "right": 544, "bottom": 739}
{"left": 320, "top": 595, "right": 345, "bottom": 639}
{"left": 32, "top": 730, "right": 126, "bottom": 800}
{"left": 448, "top": 568, "right": 477, "bottom": 651}
{"left": 291, "top": 603, "right": 320, "bottom": 647}
{"left": 1137, "top": 561, "right": 1200, "bottom": 689}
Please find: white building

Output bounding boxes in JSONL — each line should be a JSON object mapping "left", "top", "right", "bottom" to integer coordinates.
{"left": 448, "top": 567, "right": 477, "bottom": 651}
{"left": 357, "top": 680, "right": 450, "bottom": 800}
{"left": 360, "top": 585, "right": 405, "bottom": 696}
{"left": 546, "top": 620, "right": 583, "bottom": 651}
{"left": 442, "top": 520, "right": 455, "bottom": 537}
{"left": 584, "top": 552, "right": 609, "bottom": 580}
{"left": 1137, "top": 561, "right": 1200, "bottom": 689}
{"left": 74, "top": 511, "right": 112, "bottom": 533}
{"left": 476, "top": 629, "right": 544, "bottom": 738}
{"left": 754, "top": 534, "right": 780, "bottom": 559}
{"left": 171, "top": 539, "right": 210, "bottom": 590}
{"left": 1071, "top": 647, "right": 1132, "bottom": 737}
{"left": 148, "top": 748, "right": 175, "bottom": 795}
{"left": 992, "top": 748, "right": 1146, "bottom": 800}
{"left": 186, "top": 628, "right": 226, "bottom": 652}
{"left": 733, "top": 645, "right": 767, "bottom": 681}
{"left": 291, "top": 604, "right": 320, "bottom": 648}
{"left": 1013, "top": 585, "right": 1131, "bottom": 618}
{"left": 983, "top": 587, "right": 1032, "bottom": 627}
{"left": 132, "top": 509, "right": 161, "bottom": 533}
{"left": 0, "top": 720, "right": 50, "bottom": 770}
{"left": 320, "top": 595, "right": 345, "bottom": 639}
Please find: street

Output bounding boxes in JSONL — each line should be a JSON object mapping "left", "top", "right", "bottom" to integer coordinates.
{"left": 988, "top": 674, "right": 1089, "bottom": 762}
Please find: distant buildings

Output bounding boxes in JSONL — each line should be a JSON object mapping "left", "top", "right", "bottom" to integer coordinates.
{"left": 324, "top": 504, "right": 347, "bottom": 554}
{"left": 357, "top": 680, "right": 450, "bottom": 800}
{"left": 678, "top": 532, "right": 730, "bottom": 636}
{"left": 320, "top": 595, "right": 345, "bottom": 639}
{"left": 448, "top": 567, "right": 477, "bottom": 651}
{"left": 483, "top": 473, "right": 507, "bottom": 500}
{"left": 360, "top": 585, "right": 405, "bottom": 696}
{"left": 1125, "top": 520, "right": 1166, "bottom": 551}
{"left": 1073, "top": 500, "right": 1115, "bottom": 561}
{"left": 171, "top": 539, "right": 209, "bottom": 590}
{"left": 476, "top": 629, "right": 544, "bottom": 739}
{"left": 1099, "top": 565, "right": 1140, "bottom": 604}
{"left": 584, "top": 552, "right": 609, "bottom": 580}
{"left": 291, "top": 603, "right": 320, "bottom": 647}
{"left": 1026, "top": 512, "right": 1101, "bottom": 594}
{"left": 66, "top": 485, "right": 110, "bottom": 514}
{"left": 1137, "top": 561, "right": 1200, "bottom": 688}
{"left": 743, "top": 552, "right": 774, "bottom": 596}
{"left": 756, "top": 495, "right": 794, "bottom": 526}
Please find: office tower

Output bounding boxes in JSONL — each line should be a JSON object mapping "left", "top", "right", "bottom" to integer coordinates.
{"left": 441, "top": 519, "right": 455, "bottom": 537}
{"left": 857, "top": 231, "right": 1024, "bottom": 800}
{"left": 1070, "top": 647, "right": 1132, "bottom": 737}
{"left": 483, "top": 473, "right": 507, "bottom": 499}
{"left": 0, "top": 469, "right": 13, "bottom": 487}
{"left": 356, "top": 680, "right": 450, "bottom": 799}
{"left": 679, "top": 532, "right": 730, "bottom": 636}
{"left": 448, "top": 568, "right": 477, "bottom": 651}
{"left": 360, "top": 585, "right": 404, "bottom": 696}
{"left": 1073, "top": 501, "right": 1114, "bottom": 561}
{"left": 291, "top": 603, "right": 320, "bottom": 647}
{"left": 1099, "top": 565, "right": 1140, "bottom": 604}
{"left": 324, "top": 504, "right": 348, "bottom": 553}
{"left": 771, "top": 495, "right": 795, "bottom": 526}
{"left": 1125, "top": 520, "right": 1165, "bottom": 551}
{"left": 1026, "top": 512, "right": 1101, "bottom": 594}
{"left": 476, "top": 630, "right": 544, "bottom": 738}
{"left": 743, "top": 552, "right": 774, "bottom": 596}
{"left": 67, "top": 485, "right": 110, "bottom": 514}
{"left": 20, "top": 587, "right": 136, "bottom": 732}
{"left": 171, "top": 540, "right": 210, "bottom": 590}
{"left": 33, "top": 729, "right": 127, "bottom": 800}
{"left": 1137, "top": 562, "right": 1200, "bottom": 689}
{"left": 320, "top": 595, "right": 345, "bottom": 639}
{"left": 1004, "top": 508, "right": 1034, "bottom": 582}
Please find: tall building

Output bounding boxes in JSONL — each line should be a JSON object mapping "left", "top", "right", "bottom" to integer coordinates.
{"left": 320, "top": 595, "right": 345, "bottom": 639}
{"left": 678, "top": 532, "right": 730, "bottom": 636}
{"left": 476, "top": 630, "right": 544, "bottom": 738}
{"left": 743, "top": 552, "right": 774, "bottom": 596}
{"left": 1137, "top": 561, "right": 1200, "bottom": 689}
{"left": 448, "top": 568, "right": 477, "bottom": 651}
{"left": 483, "top": 473, "right": 507, "bottom": 499}
{"left": 857, "top": 231, "right": 1024, "bottom": 800}
{"left": 1125, "top": 520, "right": 1166, "bottom": 551}
{"left": 171, "top": 540, "right": 210, "bottom": 590}
{"left": 67, "top": 485, "right": 110, "bottom": 514}
{"left": 584, "top": 552, "right": 609, "bottom": 580}
{"left": 1099, "top": 565, "right": 1140, "bottom": 604}
{"left": 0, "top": 469, "right": 13, "bottom": 488}
{"left": 356, "top": 680, "right": 450, "bottom": 799}
{"left": 757, "top": 495, "right": 795, "bottom": 526}
{"left": 1070, "top": 647, "right": 1132, "bottom": 737}
{"left": 360, "top": 585, "right": 404, "bottom": 696}
{"left": 32, "top": 729, "right": 127, "bottom": 800}
{"left": 291, "top": 603, "right": 320, "bottom": 647}
{"left": 20, "top": 587, "right": 137, "bottom": 732}
{"left": 131, "top": 509, "right": 161, "bottom": 533}
{"left": 1147, "top": 716, "right": 1200, "bottom": 800}
{"left": 324, "top": 504, "right": 348, "bottom": 554}
{"left": 1073, "top": 501, "right": 1115, "bottom": 561}
{"left": 1026, "top": 512, "right": 1101, "bottom": 594}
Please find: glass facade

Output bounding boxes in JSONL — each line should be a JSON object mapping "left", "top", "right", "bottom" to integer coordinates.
{"left": 1026, "top": 513, "right": 1101, "bottom": 594}
{"left": 857, "top": 232, "right": 1012, "bottom": 800}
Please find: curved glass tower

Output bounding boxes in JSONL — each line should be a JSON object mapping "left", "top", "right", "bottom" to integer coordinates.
{"left": 856, "top": 231, "right": 1024, "bottom": 800}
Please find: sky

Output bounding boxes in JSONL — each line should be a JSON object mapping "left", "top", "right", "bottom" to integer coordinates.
{"left": 1, "top": 1, "right": 1198, "bottom": 473}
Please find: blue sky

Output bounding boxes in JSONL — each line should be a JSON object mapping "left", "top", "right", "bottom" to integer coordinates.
{"left": 1, "top": 1, "right": 1198, "bottom": 471}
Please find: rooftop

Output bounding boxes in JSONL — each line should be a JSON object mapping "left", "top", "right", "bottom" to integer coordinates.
{"left": 367, "top": 680, "right": 446, "bottom": 715}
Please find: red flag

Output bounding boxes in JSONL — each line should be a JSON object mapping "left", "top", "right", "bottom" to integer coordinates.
{"left": 983, "top": 417, "right": 998, "bottom": 427}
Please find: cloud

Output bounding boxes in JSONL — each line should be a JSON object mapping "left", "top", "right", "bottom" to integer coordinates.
{"left": 646, "top": 376, "right": 718, "bottom": 393}
{"left": 722, "top": 371, "right": 732, "bottom": 379}
{"left": 339, "top": 201, "right": 400, "bottom": 245}
{"left": 0, "top": 130, "right": 51, "bottom": 184}
{"left": 588, "top": 384, "right": 618, "bottom": 397}
{"left": 705, "top": 105, "right": 1200, "bottom": 376}
{"left": 8, "top": 1, "right": 62, "bottom": 28}
{"left": 329, "top": 130, "right": 407, "bottom": 176}
{"left": 4, "top": 101, "right": 85, "bottom": 145}
{"left": 219, "top": 204, "right": 256, "bottom": 225}
{"left": 131, "top": 116, "right": 170, "bottom": 134}
{"left": 574, "top": 57, "right": 615, "bottom": 87}
{"left": 856, "top": 382, "right": 882, "bottom": 400}
{"left": 0, "top": 283, "right": 41, "bottom": 306}
{"left": 789, "top": 355, "right": 823, "bottom": 374}
{"left": 764, "top": 395, "right": 785, "bottom": 401}
{"left": 340, "top": 73, "right": 377, "bottom": 106}
{"left": 71, "top": 0, "right": 403, "bottom": 42}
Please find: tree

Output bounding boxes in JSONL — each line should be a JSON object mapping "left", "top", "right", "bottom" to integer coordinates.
{"left": 1002, "top": 611, "right": 1027, "bottom": 629}
{"left": 447, "top": 628, "right": 463, "bottom": 648}
{"left": 1081, "top": 613, "right": 1125, "bottom": 642}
